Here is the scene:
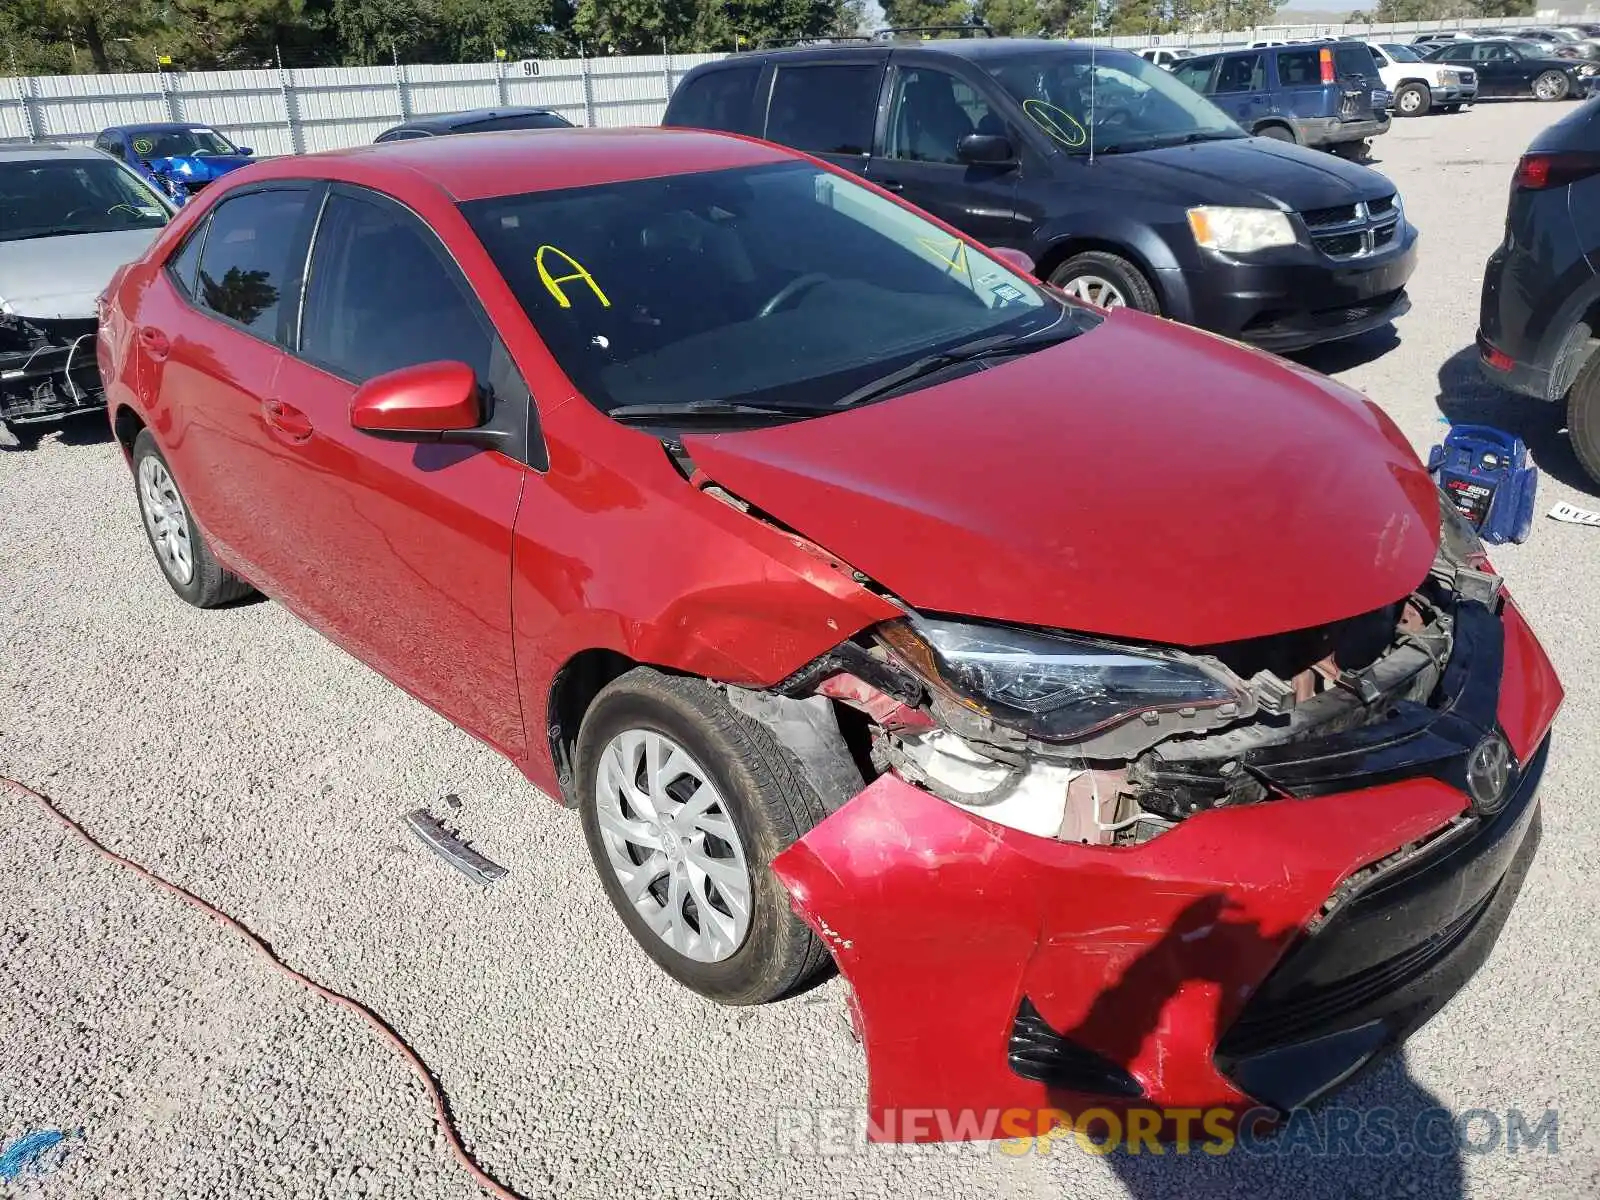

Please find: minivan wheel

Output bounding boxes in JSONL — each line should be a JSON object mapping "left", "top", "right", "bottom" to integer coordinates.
{"left": 131, "top": 430, "right": 255, "bottom": 608}
{"left": 1533, "top": 71, "right": 1570, "bottom": 101}
{"left": 1567, "top": 352, "right": 1600, "bottom": 490}
{"left": 1049, "top": 251, "right": 1159, "bottom": 314}
{"left": 1395, "top": 83, "right": 1430, "bottom": 116}
{"left": 575, "top": 668, "right": 832, "bottom": 1005}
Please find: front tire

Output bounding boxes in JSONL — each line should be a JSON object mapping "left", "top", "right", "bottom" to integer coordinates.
{"left": 131, "top": 430, "right": 254, "bottom": 608}
{"left": 575, "top": 668, "right": 831, "bottom": 1005}
{"left": 1395, "top": 83, "right": 1431, "bottom": 116}
{"left": 1048, "top": 251, "right": 1160, "bottom": 314}
{"left": 1566, "top": 352, "right": 1600, "bottom": 490}
{"left": 1533, "top": 71, "right": 1570, "bottom": 102}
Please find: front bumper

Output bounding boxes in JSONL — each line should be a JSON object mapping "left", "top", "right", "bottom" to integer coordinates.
{"left": 1161, "top": 226, "right": 1418, "bottom": 353}
{"left": 1432, "top": 83, "right": 1477, "bottom": 104}
{"left": 771, "top": 599, "right": 1561, "bottom": 1142}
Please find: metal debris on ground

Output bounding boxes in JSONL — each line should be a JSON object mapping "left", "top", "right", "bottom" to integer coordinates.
{"left": 1549, "top": 501, "right": 1600, "bottom": 527}
{"left": 403, "top": 809, "right": 509, "bottom": 886}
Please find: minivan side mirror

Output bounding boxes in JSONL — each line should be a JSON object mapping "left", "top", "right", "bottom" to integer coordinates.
{"left": 957, "top": 133, "right": 1016, "bottom": 166}
{"left": 351, "top": 360, "right": 485, "bottom": 443}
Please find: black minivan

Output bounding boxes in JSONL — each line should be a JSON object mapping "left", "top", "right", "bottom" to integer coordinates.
{"left": 665, "top": 37, "right": 1417, "bottom": 353}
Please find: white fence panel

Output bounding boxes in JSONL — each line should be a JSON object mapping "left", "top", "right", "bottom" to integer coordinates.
{"left": 0, "top": 21, "right": 1561, "bottom": 153}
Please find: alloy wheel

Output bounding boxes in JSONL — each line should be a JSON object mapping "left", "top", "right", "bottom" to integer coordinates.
{"left": 593, "top": 728, "right": 753, "bottom": 963}
{"left": 1534, "top": 72, "right": 1568, "bottom": 100}
{"left": 137, "top": 455, "right": 194, "bottom": 586}
{"left": 1059, "top": 274, "right": 1127, "bottom": 309}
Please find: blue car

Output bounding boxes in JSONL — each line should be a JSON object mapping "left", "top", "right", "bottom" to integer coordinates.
{"left": 91, "top": 123, "right": 255, "bottom": 207}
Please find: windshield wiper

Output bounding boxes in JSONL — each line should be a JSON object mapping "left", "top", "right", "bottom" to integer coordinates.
{"left": 605, "top": 398, "right": 820, "bottom": 423}
{"left": 831, "top": 323, "right": 1081, "bottom": 410}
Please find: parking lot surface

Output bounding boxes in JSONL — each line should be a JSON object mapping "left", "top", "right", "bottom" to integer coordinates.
{"left": 3, "top": 100, "right": 1599, "bottom": 1200}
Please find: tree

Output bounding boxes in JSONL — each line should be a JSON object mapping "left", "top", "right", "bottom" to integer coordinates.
{"left": 879, "top": 0, "right": 974, "bottom": 32}
{"left": 978, "top": 0, "right": 1088, "bottom": 37}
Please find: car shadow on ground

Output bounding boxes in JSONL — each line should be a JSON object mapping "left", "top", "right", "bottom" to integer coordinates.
{"left": 1435, "top": 343, "right": 1598, "bottom": 496}
{"left": 1290, "top": 324, "right": 1402, "bottom": 374}
{"left": 1043, "top": 892, "right": 1466, "bottom": 1199}
{"left": 1, "top": 410, "right": 115, "bottom": 451}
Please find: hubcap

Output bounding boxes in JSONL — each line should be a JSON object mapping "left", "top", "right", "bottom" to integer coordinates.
{"left": 594, "top": 729, "right": 753, "bottom": 963}
{"left": 1059, "top": 274, "right": 1126, "bottom": 309}
{"left": 1399, "top": 90, "right": 1422, "bottom": 113}
{"left": 137, "top": 455, "right": 194, "bottom": 585}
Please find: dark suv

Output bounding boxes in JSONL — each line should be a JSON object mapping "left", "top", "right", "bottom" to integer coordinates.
{"left": 665, "top": 37, "right": 1417, "bottom": 353}
{"left": 1478, "top": 100, "right": 1600, "bottom": 487}
{"left": 1172, "top": 42, "right": 1391, "bottom": 155}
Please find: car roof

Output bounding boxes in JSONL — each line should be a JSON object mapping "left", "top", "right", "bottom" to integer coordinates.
{"left": 0, "top": 142, "right": 105, "bottom": 163}
{"left": 392, "top": 106, "right": 563, "bottom": 133}
{"left": 235, "top": 126, "right": 791, "bottom": 204}
{"left": 104, "top": 122, "right": 213, "bottom": 133}
{"left": 728, "top": 36, "right": 1124, "bottom": 64}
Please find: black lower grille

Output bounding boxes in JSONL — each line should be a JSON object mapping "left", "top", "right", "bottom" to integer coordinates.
{"left": 1008, "top": 998, "right": 1144, "bottom": 1097}
{"left": 1302, "top": 202, "right": 1359, "bottom": 228}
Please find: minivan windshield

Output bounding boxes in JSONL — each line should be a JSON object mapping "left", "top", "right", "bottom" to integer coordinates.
{"left": 0, "top": 159, "right": 171, "bottom": 242}
{"left": 984, "top": 48, "right": 1244, "bottom": 155}
{"left": 463, "top": 161, "right": 1089, "bottom": 420}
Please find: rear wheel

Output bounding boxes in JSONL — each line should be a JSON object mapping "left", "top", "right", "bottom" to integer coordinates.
{"left": 575, "top": 668, "right": 831, "bottom": 1005}
{"left": 131, "top": 430, "right": 254, "bottom": 608}
{"left": 1048, "top": 251, "right": 1159, "bottom": 314}
{"left": 1395, "top": 83, "right": 1431, "bottom": 116}
{"left": 1533, "top": 71, "right": 1570, "bottom": 102}
{"left": 1566, "top": 352, "right": 1600, "bottom": 490}
{"left": 1254, "top": 123, "right": 1296, "bottom": 142}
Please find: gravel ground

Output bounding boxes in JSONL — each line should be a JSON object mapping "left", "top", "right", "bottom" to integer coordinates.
{"left": 3, "top": 100, "right": 1600, "bottom": 1200}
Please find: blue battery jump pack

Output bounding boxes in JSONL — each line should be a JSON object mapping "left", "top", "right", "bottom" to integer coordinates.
{"left": 1426, "top": 425, "right": 1537, "bottom": 545}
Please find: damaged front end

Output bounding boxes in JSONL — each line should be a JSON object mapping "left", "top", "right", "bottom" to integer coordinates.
{"left": 757, "top": 495, "right": 1562, "bottom": 1140}
{"left": 0, "top": 311, "right": 103, "bottom": 441}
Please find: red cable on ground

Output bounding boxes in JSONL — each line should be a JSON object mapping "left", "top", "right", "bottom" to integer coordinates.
{"left": 1, "top": 778, "right": 531, "bottom": 1200}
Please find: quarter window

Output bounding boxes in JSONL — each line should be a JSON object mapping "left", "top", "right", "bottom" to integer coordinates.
{"left": 167, "top": 218, "right": 207, "bottom": 296}
{"left": 764, "top": 64, "right": 880, "bottom": 156}
{"left": 301, "top": 192, "right": 492, "bottom": 383}
{"left": 1275, "top": 48, "right": 1321, "bottom": 85}
{"left": 193, "top": 189, "right": 312, "bottom": 337}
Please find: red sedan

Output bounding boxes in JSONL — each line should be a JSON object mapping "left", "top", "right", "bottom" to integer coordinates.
{"left": 98, "top": 128, "right": 1561, "bottom": 1141}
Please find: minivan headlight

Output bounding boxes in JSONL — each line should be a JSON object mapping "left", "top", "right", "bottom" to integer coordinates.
{"left": 1187, "top": 206, "right": 1297, "bottom": 253}
{"left": 881, "top": 617, "right": 1243, "bottom": 742}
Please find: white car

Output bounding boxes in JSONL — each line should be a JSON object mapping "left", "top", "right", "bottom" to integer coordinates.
{"left": 1136, "top": 47, "right": 1196, "bottom": 69}
{"left": 1366, "top": 41, "right": 1479, "bottom": 115}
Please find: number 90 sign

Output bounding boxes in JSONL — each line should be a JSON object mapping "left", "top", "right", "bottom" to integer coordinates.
{"left": 517, "top": 59, "right": 541, "bottom": 77}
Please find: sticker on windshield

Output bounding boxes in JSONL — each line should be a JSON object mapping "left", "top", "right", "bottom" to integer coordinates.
{"left": 132, "top": 136, "right": 155, "bottom": 156}
{"left": 535, "top": 245, "right": 611, "bottom": 309}
{"left": 1022, "top": 99, "right": 1087, "bottom": 149}
{"left": 916, "top": 237, "right": 970, "bottom": 277}
{"left": 989, "top": 282, "right": 1027, "bottom": 305}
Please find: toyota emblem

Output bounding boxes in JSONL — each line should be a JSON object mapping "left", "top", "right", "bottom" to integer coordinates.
{"left": 1466, "top": 733, "right": 1515, "bottom": 814}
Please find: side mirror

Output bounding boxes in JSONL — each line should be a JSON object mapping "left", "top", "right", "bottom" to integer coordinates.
{"left": 236, "top": 146, "right": 255, "bottom": 156}
{"left": 351, "top": 361, "right": 489, "bottom": 445}
{"left": 988, "top": 246, "right": 1035, "bottom": 276}
{"left": 956, "top": 133, "right": 1016, "bottom": 166}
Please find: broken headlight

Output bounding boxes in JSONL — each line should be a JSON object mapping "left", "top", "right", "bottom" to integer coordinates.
{"left": 882, "top": 616, "right": 1243, "bottom": 742}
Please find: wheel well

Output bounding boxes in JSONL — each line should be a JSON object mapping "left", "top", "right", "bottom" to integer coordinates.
{"left": 1033, "top": 238, "right": 1164, "bottom": 309}
{"left": 1252, "top": 118, "right": 1296, "bottom": 140}
{"left": 1395, "top": 77, "right": 1431, "bottom": 91}
{"left": 546, "top": 648, "right": 638, "bottom": 805}
{"left": 111, "top": 404, "right": 145, "bottom": 456}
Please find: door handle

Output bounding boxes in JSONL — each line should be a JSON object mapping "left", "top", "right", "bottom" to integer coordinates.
{"left": 138, "top": 326, "right": 170, "bottom": 361}
{"left": 878, "top": 179, "right": 905, "bottom": 192}
{"left": 262, "top": 398, "right": 314, "bottom": 442}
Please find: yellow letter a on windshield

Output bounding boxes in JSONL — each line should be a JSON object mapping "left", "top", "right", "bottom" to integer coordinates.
{"left": 535, "top": 245, "right": 611, "bottom": 308}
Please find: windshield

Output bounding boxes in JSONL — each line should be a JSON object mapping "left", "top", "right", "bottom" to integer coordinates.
{"left": 1380, "top": 43, "right": 1423, "bottom": 62}
{"left": 129, "top": 127, "right": 238, "bottom": 160}
{"left": 0, "top": 159, "right": 170, "bottom": 242}
{"left": 462, "top": 162, "right": 1079, "bottom": 418}
{"left": 984, "top": 49, "right": 1243, "bottom": 155}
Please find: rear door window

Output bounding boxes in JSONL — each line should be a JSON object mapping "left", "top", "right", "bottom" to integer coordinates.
{"left": 1275, "top": 47, "right": 1322, "bottom": 86}
{"left": 764, "top": 63, "right": 881, "bottom": 156}
{"left": 300, "top": 191, "right": 493, "bottom": 384}
{"left": 668, "top": 65, "right": 762, "bottom": 132}
{"left": 1214, "top": 55, "right": 1264, "bottom": 93}
{"left": 192, "top": 188, "right": 314, "bottom": 339}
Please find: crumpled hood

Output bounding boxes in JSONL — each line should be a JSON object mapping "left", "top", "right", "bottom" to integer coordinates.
{"left": 684, "top": 309, "right": 1440, "bottom": 647}
{"left": 147, "top": 154, "right": 253, "bottom": 182}
{"left": 0, "top": 228, "right": 162, "bottom": 319}
{"left": 1068, "top": 137, "right": 1399, "bottom": 212}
